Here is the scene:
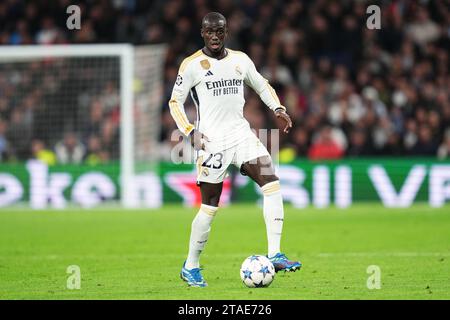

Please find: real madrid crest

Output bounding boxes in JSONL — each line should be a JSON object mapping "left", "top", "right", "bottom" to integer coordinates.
{"left": 200, "top": 59, "right": 211, "bottom": 70}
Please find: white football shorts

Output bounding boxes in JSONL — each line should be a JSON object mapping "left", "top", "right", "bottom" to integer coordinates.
{"left": 195, "top": 131, "right": 271, "bottom": 184}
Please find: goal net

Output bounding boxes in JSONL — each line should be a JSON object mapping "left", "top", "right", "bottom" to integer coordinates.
{"left": 0, "top": 44, "right": 166, "bottom": 209}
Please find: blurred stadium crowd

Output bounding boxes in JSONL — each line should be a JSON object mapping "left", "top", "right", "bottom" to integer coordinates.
{"left": 0, "top": 0, "right": 449, "bottom": 164}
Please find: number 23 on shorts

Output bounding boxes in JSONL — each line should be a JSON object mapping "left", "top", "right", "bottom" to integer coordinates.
{"left": 201, "top": 152, "right": 224, "bottom": 169}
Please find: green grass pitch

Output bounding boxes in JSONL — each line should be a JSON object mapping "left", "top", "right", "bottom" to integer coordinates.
{"left": 0, "top": 204, "right": 449, "bottom": 299}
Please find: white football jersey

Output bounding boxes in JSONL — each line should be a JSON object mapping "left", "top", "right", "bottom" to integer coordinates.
{"left": 169, "top": 48, "right": 285, "bottom": 151}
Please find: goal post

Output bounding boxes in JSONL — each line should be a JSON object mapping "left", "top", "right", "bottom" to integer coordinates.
{"left": 0, "top": 44, "right": 166, "bottom": 208}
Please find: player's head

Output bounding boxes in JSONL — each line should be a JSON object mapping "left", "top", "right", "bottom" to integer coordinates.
{"left": 201, "top": 12, "right": 227, "bottom": 54}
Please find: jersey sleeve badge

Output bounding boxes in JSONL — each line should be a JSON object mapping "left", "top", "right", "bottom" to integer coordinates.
{"left": 175, "top": 74, "right": 183, "bottom": 86}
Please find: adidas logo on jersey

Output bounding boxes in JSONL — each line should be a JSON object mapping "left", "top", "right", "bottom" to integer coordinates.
{"left": 205, "top": 70, "right": 213, "bottom": 76}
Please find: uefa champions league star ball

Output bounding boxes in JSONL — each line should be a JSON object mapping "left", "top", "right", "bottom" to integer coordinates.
{"left": 240, "top": 255, "right": 275, "bottom": 288}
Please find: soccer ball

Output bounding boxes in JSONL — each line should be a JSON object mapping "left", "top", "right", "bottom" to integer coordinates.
{"left": 240, "top": 255, "right": 275, "bottom": 288}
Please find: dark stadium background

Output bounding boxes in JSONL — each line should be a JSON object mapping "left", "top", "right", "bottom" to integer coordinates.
{"left": 0, "top": 0, "right": 448, "bottom": 164}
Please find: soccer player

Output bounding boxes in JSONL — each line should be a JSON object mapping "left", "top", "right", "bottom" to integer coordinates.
{"left": 169, "top": 12, "right": 301, "bottom": 287}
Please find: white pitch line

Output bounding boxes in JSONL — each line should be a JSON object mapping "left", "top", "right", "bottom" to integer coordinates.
{"left": 316, "top": 252, "right": 450, "bottom": 257}
{"left": 1, "top": 252, "right": 449, "bottom": 260}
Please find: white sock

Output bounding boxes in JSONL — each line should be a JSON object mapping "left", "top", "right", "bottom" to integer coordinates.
{"left": 261, "top": 181, "right": 284, "bottom": 258}
{"left": 185, "top": 204, "right": 218, "bottom": 270}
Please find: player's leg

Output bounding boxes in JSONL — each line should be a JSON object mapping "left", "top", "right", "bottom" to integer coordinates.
{"left": 240, "top": 156, "right": 282, "bottom": 256}
{"left": 185, "top": 182, "right": 222, "bottom": 269}
{"left": 182, "top": 145, "right": 230, "bottom": 287}
{"left": 181, "top": 182, "right": 223, "bottom": 287}
{"left": 240, "top": 155, "right": 302, "bottom": 272}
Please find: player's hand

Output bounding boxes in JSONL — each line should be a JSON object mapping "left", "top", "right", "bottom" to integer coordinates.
{"left": 275, "top": 108, "right": 293, "bottom": 134}
{"left": 190, "top": 129, "right": 210, "bottom": 151}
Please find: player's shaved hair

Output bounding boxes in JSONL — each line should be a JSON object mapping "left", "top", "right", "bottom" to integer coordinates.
{"left": 202, "top": 12, "right": 227, "bottom": 27}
